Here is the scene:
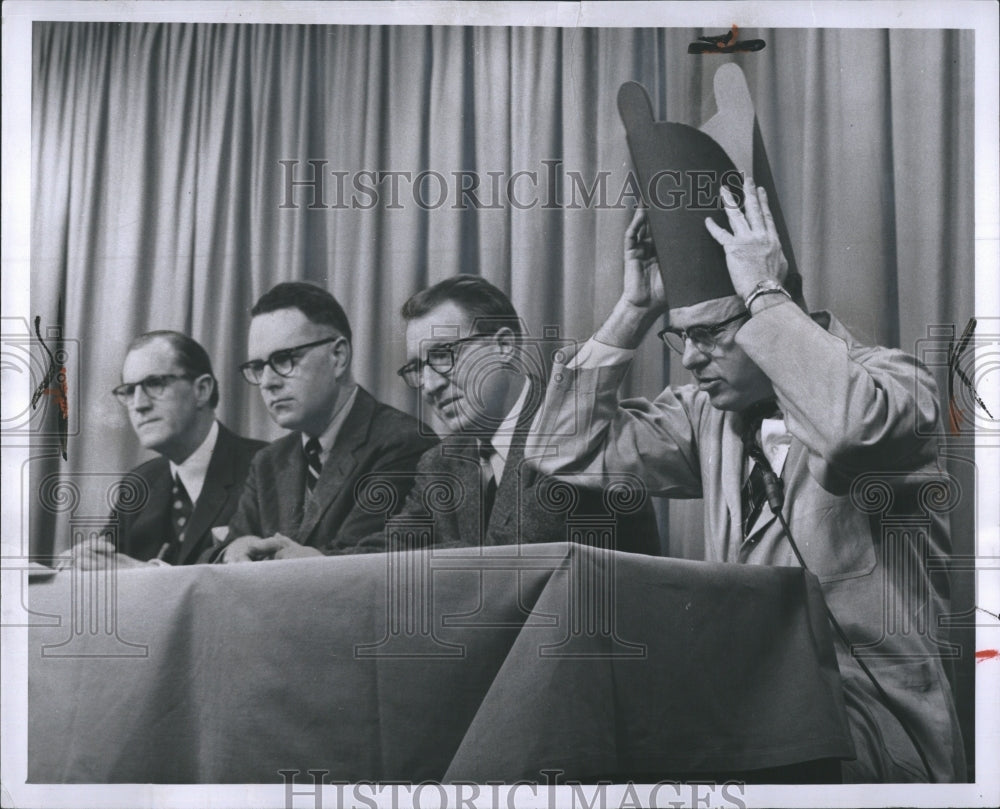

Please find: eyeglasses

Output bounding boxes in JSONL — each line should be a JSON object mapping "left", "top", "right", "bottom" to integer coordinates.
{"left": 240, "top": 336, "right": 342, "bottom": 385}
{"left": 657, "top": 312, "right": 750, "bottom": 355}
{"left": 396, "top": 335, "right": 486, "bottom": 389}
{"left": 112, "top": 374, "right": 194, "bottom": 405}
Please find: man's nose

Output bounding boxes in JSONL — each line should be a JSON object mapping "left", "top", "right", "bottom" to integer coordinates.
{"left": 421, "top": 364, "right": 448, "bottom": 396}
{"left": 259, "top": 364, "right": 284, "bottom": 390}
{"left": 680, "top": 339, "right": 710, "bottom": 371}
{"left": 130, "top": 387, "right": 153, "bottom": 412}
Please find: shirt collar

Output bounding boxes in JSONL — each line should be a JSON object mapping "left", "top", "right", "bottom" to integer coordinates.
{"left": 169, "top": 419, "right": 219, "bottom": 504}
{"left": 302, "top": 385, "right": 359, "bottom": 463}
{"left": 755, "top": 415, "right": 792, "bottom": 477}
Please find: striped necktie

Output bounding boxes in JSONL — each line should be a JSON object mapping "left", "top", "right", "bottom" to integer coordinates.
{"left": 171, "top": 475, "right": 193, "bottom": 543}
{"left": 304, "top": 437, "right": 323, "bottom": 493}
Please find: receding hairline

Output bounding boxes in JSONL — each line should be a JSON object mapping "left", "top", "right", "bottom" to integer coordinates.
{"left": 400, "top": 275, "right": 523, "bottom": 337}
{"left": 121, "top": 330, "right": 220, "bottom": 407}
{"left": 125, "top": 332, "right": 184, "bottom": 363}
{"left": 249, "top": 303, "right": 348, "bottom": 335}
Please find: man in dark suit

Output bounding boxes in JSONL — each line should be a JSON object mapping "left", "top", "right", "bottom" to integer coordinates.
{"left": 218, "top": 282, "right": 437, "bottom": 561}
{"left": 381, "top": 275, "right": 659, "bottom": 554}
{"left": 72, "top": 331, "right": 266, "bottom": 568}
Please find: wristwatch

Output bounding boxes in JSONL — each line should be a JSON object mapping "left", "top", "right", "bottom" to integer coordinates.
{"left": 744, "top": 279, "right": 792, "bottom": 311}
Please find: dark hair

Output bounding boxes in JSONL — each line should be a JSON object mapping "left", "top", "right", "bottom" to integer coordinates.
{"left": 127, "top": 331, "right": 219, "bottom": 408}
{"left": 400, "top": 275, "right": 523, "bottom": 337}
{"left": 251, "top": 282, "right": 353, "bottom": 344}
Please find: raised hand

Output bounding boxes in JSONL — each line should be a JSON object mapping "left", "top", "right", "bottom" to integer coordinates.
{"left": 593, "top": 208, "right": 671, "bottom": 349}
{"left": 622, "top": 208, "right": 668, "bottom": 312}
{"left": 704, "top": 178, "right": 788, "bottom": 300}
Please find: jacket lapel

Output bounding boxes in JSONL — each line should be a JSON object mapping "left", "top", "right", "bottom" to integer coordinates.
{"left": 126, "top": 460, "right": 174, "bottom": 559}
{"left": 297, "top": 388, "right": 372, "bottom": 546}
{"left": 176, "top": 425, "right": 235, "bottom": 564}
{"left": 719, "top": 414, "right": 744, "bottom": 561}
{"left": 485, "top": 379, "right": 543, "bottom": 540}
{"left": 448, "top": 442, "right": 484, "bottom": 546}
{"left": 278, "top": 435, "right": 308, "bottom": 536}
{"left": 489, "top": 432, "right": 526, "bottom": 538}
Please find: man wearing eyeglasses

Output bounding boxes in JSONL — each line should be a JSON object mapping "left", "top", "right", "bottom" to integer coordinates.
{"left": 70, "top": 331, "right": 266, "bottom": 569}
{"left": 374, "top": 275, "right": 659, "bottom": 554}
{"left": 527, "top": 178, "right": 964, "bottom": 782}
{"left": 216, "top": 282, "right": 436, "bottom": 562}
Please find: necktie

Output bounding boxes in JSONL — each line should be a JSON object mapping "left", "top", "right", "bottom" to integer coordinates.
{"left": 739, "top": 399, "right": 780, "bottom": 539}
{"left": 479, "top": 441, "right": 498, "bottom": 526}
{"left": 171, "top": 475, "right": 193, "bottom": 543}
{"left": 304, "top": 437, "right": 323, "bottom": 493}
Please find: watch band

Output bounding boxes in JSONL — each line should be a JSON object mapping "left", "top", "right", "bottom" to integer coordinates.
{"left": 745, "top": 280, "right": 792, "bottom": 311}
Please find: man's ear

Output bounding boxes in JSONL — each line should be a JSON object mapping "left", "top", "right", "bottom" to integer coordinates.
{"left": 331, "top": 337, "right": 352, "bottom": 377}
{"left": 192, "top": 374, "right": 216, "bottom": 408}
{"left": 492, "top": 327, "right": 517, "bottom": 357}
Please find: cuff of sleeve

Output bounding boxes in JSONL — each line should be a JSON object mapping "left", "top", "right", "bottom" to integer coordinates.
{"left": 736, "top": 299, "right": 809, "bottom": 355}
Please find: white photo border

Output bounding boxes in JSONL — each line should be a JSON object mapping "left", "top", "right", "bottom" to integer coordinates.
{"left": 2, "top": 2, "right": 997, "bottom": 808}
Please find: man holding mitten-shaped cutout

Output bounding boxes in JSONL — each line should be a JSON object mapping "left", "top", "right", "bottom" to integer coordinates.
{"left": 528, "top": 177, "right": 964, "bottom": 783}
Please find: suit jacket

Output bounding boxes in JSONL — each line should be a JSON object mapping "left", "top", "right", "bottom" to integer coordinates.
{"left": 530, "top": 302, "right": 965, "bottom": 783}
{"left": 370, "top": 379, "right": 660, "bottom": 555}
{"left": 107, "top": 423, "right": 266, "bottom": 565}
{"left": 225, "top": 387, "right": 438, "bottom": 554}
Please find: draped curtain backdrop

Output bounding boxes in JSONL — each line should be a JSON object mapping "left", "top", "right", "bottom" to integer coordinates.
{"left": 29, "top": 25, "right": 975, "bottom": 764}
{"left": 30, "top": 21, "right": 975, "bottom": 547}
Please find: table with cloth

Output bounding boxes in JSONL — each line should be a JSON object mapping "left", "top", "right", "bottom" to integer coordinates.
{"left": 27, "top": 542, "right": 854, "bottom": 783}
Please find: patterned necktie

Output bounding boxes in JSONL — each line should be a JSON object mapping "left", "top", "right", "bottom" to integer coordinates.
{"left": 171, "top": 475, "right": 193, "bottom": 543}
{"left": 304, "top": 437, "right": 323, "bottom": 493}
{"left": 479, "top": 440, "right": 498, "bottom": 526}
{"left": 739, "top": 399, "right": 780, "bottom": 539}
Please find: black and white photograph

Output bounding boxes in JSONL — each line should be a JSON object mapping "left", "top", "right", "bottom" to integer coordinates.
{"left": 2, "top": 2, "right": 998, "bottom": 808}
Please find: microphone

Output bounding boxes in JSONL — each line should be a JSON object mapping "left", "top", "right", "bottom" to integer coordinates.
{"left": 759, "top": 461, "right": 785, "bottom": 513}
{"left": 747, "top": 442, "right": 785, "bottom": 513}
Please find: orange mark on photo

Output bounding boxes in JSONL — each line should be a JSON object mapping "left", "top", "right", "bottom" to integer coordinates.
{"left": 40, "top": 366, "right": 69, "bottom": 419}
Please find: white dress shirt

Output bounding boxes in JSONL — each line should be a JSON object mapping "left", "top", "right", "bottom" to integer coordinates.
{"left": 169, "top": 419, "right": 219, "bottom": 504}
{"left": 301, "top": 385, "right": 359, "bottom": 467}
{"left": 481, "top": 379, "right": 531, "bottom": 483}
